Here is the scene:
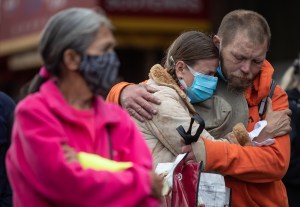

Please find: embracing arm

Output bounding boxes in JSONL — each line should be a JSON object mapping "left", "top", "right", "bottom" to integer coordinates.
{"left": 197, "top": 136, "right": 289, "bottom": 183}
{"left": 192, "top": 86, "right": 290, "bottom": 183}
{"left": 106, "top": 81, "right": 161, "bottom": 122}
{"left": 106, "top": 81, "right": 132, "bottom": 104}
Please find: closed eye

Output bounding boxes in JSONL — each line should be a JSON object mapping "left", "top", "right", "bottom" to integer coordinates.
{"left": 253, "top": 59, "right": 263, "bottom": 65}
{"left": 234, "top": 55, "right": 244, "bottom": 61}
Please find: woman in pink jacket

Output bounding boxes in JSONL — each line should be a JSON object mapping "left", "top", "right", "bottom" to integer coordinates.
{"left": 6, "top": 7, "right": 163, "bottom": 207}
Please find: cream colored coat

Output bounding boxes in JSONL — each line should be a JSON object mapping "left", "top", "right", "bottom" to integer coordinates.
{"left": 133, "top": 64, "right": 216, "bottom": 167}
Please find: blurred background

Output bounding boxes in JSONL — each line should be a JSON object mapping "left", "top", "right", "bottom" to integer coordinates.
{"left": 1, "top": 0, "right": 300, "bottom": 101}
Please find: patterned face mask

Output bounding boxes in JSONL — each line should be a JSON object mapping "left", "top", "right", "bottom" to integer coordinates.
{"left": 79, "top": 52, "right": 120, "bottom": 95}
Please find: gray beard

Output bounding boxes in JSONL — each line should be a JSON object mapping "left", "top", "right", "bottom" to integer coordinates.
{"left": 219, "top": 51, "right": 254, "bottom": 93}
{"left": 226, "top": 81, "right": 252, "bottom": 94}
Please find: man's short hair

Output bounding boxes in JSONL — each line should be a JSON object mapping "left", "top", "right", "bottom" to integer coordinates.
{"left": 217, "top": 9, "right": 271, "bottom": 49}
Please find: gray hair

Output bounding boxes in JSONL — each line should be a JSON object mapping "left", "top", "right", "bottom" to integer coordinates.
{"left": 39, "top": 7, "right": 112, "bottom": 76}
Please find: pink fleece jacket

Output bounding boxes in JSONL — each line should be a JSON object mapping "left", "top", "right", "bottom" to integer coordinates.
{"left": 6, "top": 79, "right": 158, "bottom": 207}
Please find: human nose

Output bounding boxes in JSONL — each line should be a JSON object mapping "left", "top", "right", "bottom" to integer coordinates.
{"left": 240, "top": 60, "right": 251, "bottom": 74}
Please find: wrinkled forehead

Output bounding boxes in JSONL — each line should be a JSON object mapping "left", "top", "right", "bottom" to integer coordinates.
{"left": 223, "top": 30, "right": 268, "bottom": 57}
{"left": 230, "top": 28, "right": 268, "bottom": 46}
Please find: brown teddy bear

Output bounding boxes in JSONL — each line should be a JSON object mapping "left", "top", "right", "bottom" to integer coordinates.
{"left": 225, "top": 123, "right": 252, "bottom": 146}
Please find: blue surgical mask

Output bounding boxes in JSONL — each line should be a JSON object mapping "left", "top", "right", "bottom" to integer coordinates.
{"left": 79, "top": 51, "right": 120, "bottom": 95}
{"left": 179, "top": 65, "right": 218, "bottom": 103}
{"left": 217, "top": 66, "right": 227, "bottom": 81}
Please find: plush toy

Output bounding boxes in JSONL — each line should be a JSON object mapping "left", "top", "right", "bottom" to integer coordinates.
{"left": 225, "top": 123, "right": 252, "bottom": 146}
{"left": 232, "top": 123, "right": 252, "bottom": 146}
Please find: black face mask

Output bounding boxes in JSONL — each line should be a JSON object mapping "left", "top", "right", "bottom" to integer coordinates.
{"left": 79, "top": 51, "right": 120, "bottom": 95}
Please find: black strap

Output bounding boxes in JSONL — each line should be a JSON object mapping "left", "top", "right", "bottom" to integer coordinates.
{"left": 176, "top": 114, "right": 205, "bottom": 145}
{"left": 258, "top": 79, "right": 277, "bottom": 120}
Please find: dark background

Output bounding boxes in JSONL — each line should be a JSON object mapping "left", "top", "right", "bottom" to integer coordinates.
{"left": 0, "top": 0, "right": 299, "bottom": 100}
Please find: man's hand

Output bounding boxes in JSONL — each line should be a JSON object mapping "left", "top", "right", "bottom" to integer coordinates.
{"left": 255, "top": 98, "right": 292, "bottom": 142}
{"left": 120, "top": 84, "right": 161, "bottom": 122}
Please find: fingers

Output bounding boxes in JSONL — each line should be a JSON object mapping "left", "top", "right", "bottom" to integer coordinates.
{"left": 268, "top": 116, "right": 292, "bottom": 138}
{"left": 126, "top": 99, "right": 154, "bottom": 121}
{"left": 144, "top": 85, "right": 161, "bottom": 105}
{"left": 285, "top": 108, "right": 292, "bottom": 116}
{"left": 261, "top": 97, "right": 292, "bottom": 138}
{"left": 62, "top": 144, "right": 78, "bottom": 163}
{"left": 136, "top": 96, "right": 158, "bottom": 115}
{"left": 275, "top": 127, "right": 292, "bottom": 137}
{"left": 185, "top": 152, "right": 196, "bottom": 163}
{"left": 265, "top": 97, "right": 273, "bottom": 114}
{"left": 139, "top": 84, "right": 161, "bottom": 106}
{"left": 120, "top": 84, "right": 160, "bottom": 121}
{"left": 62, "top": 144, "right": 71, "bottom": 152}
{"left": 144, "top": 84, "right": 159, "bottom": 93}
{"left": 127, "top": 108, "right": 146, "bottom": 122}
{"left": 150, "top": 171, "right": 164, "bottom": 199}
{"left": 181, "top": 145, "right": 197, "bottom": 163}
{"left": 181, "top": 145, "right": 192, "bottom": 153}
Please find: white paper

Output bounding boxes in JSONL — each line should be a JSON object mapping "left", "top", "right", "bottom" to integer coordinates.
{"left": 155, "top": 162, "right": 173, "bottom": 175}
{"left": 156, "top": 154, "right": 228, "bottom": 206}
{"left": 155, "top": 153, "right": 188, "bottom": 188}
{"left": 248, "top": 120, "right": 275, "bottom": 146}
{"left": 198, "top": 172, "right": 227, "bottom": 207}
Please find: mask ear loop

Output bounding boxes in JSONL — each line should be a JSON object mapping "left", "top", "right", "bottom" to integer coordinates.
{"left": 170, "top": 56, "right": 175, "bottom": 66}
{"left": 186, "top": 64, "right": 199, "bottom": 76}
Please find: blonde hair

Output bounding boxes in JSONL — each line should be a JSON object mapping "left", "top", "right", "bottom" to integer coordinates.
{"left": 281, "top": 58, "right": 300, "bottom": 90}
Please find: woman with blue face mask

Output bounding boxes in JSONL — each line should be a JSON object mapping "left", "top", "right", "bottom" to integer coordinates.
{"left": 6, "top": 8, "right": 163, "bottom": 207}
{"left": 130, "top": 31, "right": 258, "bottom": 206}
{"left": 177, "top": 58, "right": 219, "bottom": 103}
{"left": 131, "top": 31, "right": 252, "bottom": 169}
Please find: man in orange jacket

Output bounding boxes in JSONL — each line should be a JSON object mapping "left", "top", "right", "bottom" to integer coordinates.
{"left": 107, "top": 10, "right": 291, "bottom": 206}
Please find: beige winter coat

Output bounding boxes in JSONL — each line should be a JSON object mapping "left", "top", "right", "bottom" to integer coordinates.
{"left": 133, "top": 64, "right": 217, "bottom": 167}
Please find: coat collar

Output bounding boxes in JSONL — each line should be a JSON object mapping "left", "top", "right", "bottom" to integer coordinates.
{"left": 149, "top": 64, "right": 197, "bottom": 114}
{"left": 244, "top": 60, "right": 274, "bottom": 106}
{"left": 39, "top": 79, "right": 120, "bottom": 125}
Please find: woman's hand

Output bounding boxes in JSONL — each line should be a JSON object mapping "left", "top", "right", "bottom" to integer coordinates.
{"left": 149, "top": 171, "right": 164, "bottom": 199}
{"left": 62, "top": 144, "right": 78, "bottom": 163}
{"left": 181, "top": 145, "right": 197, "bottom": 163}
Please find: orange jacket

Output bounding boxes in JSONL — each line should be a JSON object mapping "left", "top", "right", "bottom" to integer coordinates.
{"left": 203, "top": 60, "right": 290, "bottom": 207}
{"left": 106, "top": 82, "right": 131, "bottom": 104}
{"left": 106, "top": 60, "right": 290, "bottom": 207}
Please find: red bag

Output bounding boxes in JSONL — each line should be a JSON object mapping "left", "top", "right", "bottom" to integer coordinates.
{"left": 161, "top": 154, "right": 204, "bottom": 207}
{"left": 160, "top": 114, "right": 205, "bottom": 206}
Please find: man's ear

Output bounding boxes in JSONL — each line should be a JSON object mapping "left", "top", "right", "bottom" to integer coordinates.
{"left": 63, "top": 49, "right": 81, "bottom": 71}
{"left": 213, "top": 35, "right": 221, "bottom": 49}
